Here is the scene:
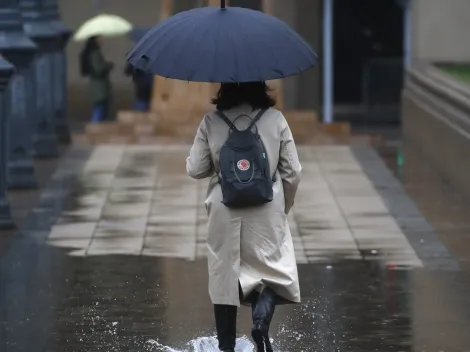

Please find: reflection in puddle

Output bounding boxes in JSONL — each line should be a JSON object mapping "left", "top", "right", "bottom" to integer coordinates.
{"left": 146, "top": 337, "right": 254, "bottom": 352}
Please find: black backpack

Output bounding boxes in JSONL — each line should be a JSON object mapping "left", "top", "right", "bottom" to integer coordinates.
{"left": 217, "top": 109, "right": 275, "bottom": 208}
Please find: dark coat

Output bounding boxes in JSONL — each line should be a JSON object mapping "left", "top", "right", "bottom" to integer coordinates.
{"left": 125, "top": 64, "right": 153, "bottom": 102}
{"left": 88, "top": 48, "right": 113, "bottom": 103}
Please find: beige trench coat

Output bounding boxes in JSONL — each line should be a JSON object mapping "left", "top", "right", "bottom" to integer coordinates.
{"left": 186, "top": 105, "right": 302, "bottom": 307}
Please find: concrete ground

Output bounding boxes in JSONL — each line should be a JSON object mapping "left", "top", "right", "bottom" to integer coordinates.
{"left": 1, "top": 142, "right": 470, "bottom": 351}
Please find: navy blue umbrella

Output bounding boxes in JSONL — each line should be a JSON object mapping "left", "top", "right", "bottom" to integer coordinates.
{"left": 126, "top": 2, "right": 317, "bottom": 83}
{"left": 128, "top": 27, "right": 151, "bottom": 42}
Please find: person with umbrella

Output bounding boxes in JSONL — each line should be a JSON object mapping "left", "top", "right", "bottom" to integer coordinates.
{"left": 127, "top": 3, "right": 317, "bottom": 352}
{"left": 75, "top": 14, "right": 133, "bottom": 122}
{"left": 125, "top": 27, "right": 154, "bottom": 111}
{"left": 124, "top": 63, "right": 153, "bottom": 111}
{"left": 79, "top": 35, "right": 114, "bottom": 122}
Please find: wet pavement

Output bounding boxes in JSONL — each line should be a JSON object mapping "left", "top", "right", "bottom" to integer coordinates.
{"left": 0, "top": 147, "right": 65, "bottom": 256}
{"left": 1, "top": 143, "right": 470, "bottom": 351}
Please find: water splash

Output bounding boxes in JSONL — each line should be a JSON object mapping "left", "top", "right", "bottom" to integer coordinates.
{"left": 77, "top": 298, "right": 327, "bottom": 351}
{"left": 146, "top": 336, "right": 255, "bottom": 352}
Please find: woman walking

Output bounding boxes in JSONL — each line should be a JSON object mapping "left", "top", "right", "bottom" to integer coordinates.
{"left": 79, "top": 35, "right": 114, "bottom": 122}
{"left": 186, "top": 82, "right": 302, "bottom": 352}
{"left": 124, "top": 63, "right": 153, "bottom": 111}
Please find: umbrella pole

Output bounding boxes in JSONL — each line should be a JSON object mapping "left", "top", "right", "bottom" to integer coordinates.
{"left": 322, "top": 0, "right": 334, "bottom": 124}
{"left": 221, "top": 0, "right": 226, "bottom": 8}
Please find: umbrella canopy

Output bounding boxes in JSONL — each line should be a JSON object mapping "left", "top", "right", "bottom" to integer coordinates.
{"left": 126, "top": 5, "right": 317, "bottom": 83}
{"left": 128, "top": 27, "right": 152, "bottom": 42}
{"left": 73, "top": 14, "right": 133, "bottom": 42}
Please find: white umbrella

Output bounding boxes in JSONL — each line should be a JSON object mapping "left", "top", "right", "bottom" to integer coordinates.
{"left": 73, "top": 14, "right": 133, "bottom": 42}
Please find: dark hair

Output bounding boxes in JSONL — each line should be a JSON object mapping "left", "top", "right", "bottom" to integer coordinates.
{"left": 83, "top": 36, "right": 100, "bottom": 55}
{"left": 212, "top": 81, "right": 276, "bottom": 111}
{"left": 80, "top": 36, "right": 100, "bottom": 76}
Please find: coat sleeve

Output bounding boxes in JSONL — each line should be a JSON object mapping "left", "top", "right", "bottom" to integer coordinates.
{"left": 186, "top": 117, "right": 215, "bottom": 179}
{"left": 278, "top": 118, "right": 302, "bottom": 215}
{"left": 89, "top": 51, "right": 112, "bottom": 78}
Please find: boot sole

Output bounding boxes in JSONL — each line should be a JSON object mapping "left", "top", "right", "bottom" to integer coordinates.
{"left": 251, "top": 328, "right": 265, "bottom": 352}
{"left": 251, "top": 328, "right": 273, "bottom": 352}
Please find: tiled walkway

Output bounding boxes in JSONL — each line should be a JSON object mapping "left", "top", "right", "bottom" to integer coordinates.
{"left": 46, "top": 145, "right": 422, "bottom": 267}
{"left": 5, "top": 143, "right": 470, "bottom": 352}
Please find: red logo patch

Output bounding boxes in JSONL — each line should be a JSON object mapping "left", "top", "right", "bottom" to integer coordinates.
{"left": 237, "top": 159, "right": 250, "bottom": 171}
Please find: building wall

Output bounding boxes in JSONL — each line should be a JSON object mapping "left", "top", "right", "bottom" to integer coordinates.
{"left": 271, "top": 0, "right": 298, "bottom": 110}
{"left": 59, "top": 0, "right": 321, "bottom": 121}
{"left": 59, "top": 0, "right": 162, "bottom": 122}
{"left": 412, "top": 0, "right": 470, "bottom": 62}
{"left": 271, "top": 0, "right": 322, "bottom": 110}
{"left": 298, "top": 0, "right": 322, "bottom": 110}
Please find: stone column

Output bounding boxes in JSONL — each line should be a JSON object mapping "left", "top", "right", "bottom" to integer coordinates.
{"left": 0, "top": 0, "right": 38, "bottom": 189}
{"left": 0, "top": 57, "right": 15, "bottom": 229}
{"left": 19, "top": 0, "right": 59, "bottom": 158}
{"left": 42, "top": 0, "right": 72, "bottom": 144}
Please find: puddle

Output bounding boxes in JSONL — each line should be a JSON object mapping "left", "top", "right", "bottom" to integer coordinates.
{"left": 146, "top": 336, "right": 255, "bottom": 352}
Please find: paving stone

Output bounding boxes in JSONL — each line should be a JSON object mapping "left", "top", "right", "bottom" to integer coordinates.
{"left": 30, "top": 145, "right": 433, "bottom": 268}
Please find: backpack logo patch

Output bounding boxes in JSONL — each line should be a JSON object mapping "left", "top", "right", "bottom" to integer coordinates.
{"left": 237, "top": 159, "right": 250, "bottom": 171}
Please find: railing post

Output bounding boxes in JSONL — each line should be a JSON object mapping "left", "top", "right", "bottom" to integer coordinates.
{"left": 0, "top": 0, "right": 39, "bottom": 189}
{"left": 322, "top": 0, "right": 334, "bottom": 124}
{"left": 42, "top": 0, "right": 72, "bottom": 144}
{"left": 19, "top": 0, "right": 60, "bottom": 158}
{"left": 0, "top": 57, "right": 15, "bottom": 228}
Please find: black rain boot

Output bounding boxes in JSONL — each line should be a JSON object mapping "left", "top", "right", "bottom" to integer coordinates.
{"left": 214, "top": 304, "right": 237, "bottom": 352}
{"left": 251, "top": 287, "right": 277, "bottom": 352}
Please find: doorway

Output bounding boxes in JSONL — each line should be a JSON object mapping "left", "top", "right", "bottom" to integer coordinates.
{"left": 333, "top": 0, "right": 404, "bottom": 125}
{"left": 229, "top": 0, "right": 262, "bottom": 11}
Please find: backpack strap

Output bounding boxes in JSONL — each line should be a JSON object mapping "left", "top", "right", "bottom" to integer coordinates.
{"left": 216, "top": 110, "right": 238, "bottom": 131}
{"left": 248, "top": 108, "right": 268, "bottom": 130}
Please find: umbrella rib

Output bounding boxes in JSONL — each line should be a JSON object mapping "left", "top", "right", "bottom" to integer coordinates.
{"left": 231, "top": 8, "right": 316, "bottom": 81}
{"left": 132, "top": 19, "right": 198, "bottom": 71}
{"left": 186, "top": 18, "right": 220, "bottom": 81}
{"left": 241, "top": 11, "right": 284, "bottom": 80}
{"left": 149, "top": 12, "right": 212, "bottom": 80}
{"left": 225, "top": 16, "right": 240, "bottom": 82}
{"left": 128, "top": 10, "right": 198, "bottom": 61}
{"left": 209, "top": 17, "right": 225, "bottom": 82}
{"left": 127, "top": 7, "right": 317, "bottom": 82}
{"left": 250, "top": 10, "right": 316, "bottom": 59}
{"left": 256, "top": 13, "right": 317, "bottom": 75}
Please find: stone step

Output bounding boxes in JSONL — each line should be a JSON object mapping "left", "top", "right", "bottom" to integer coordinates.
{"left": 85, "top": 121, "right": 130, "bottom": 136}
{"left": 117, "top": 111, "right": 159, "bottom": 124}
{"left": 82, "top": 109, "right": 352, "bottom": 145}
{"left": 86, "top": 134, "right": 138, "bottom": 144}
